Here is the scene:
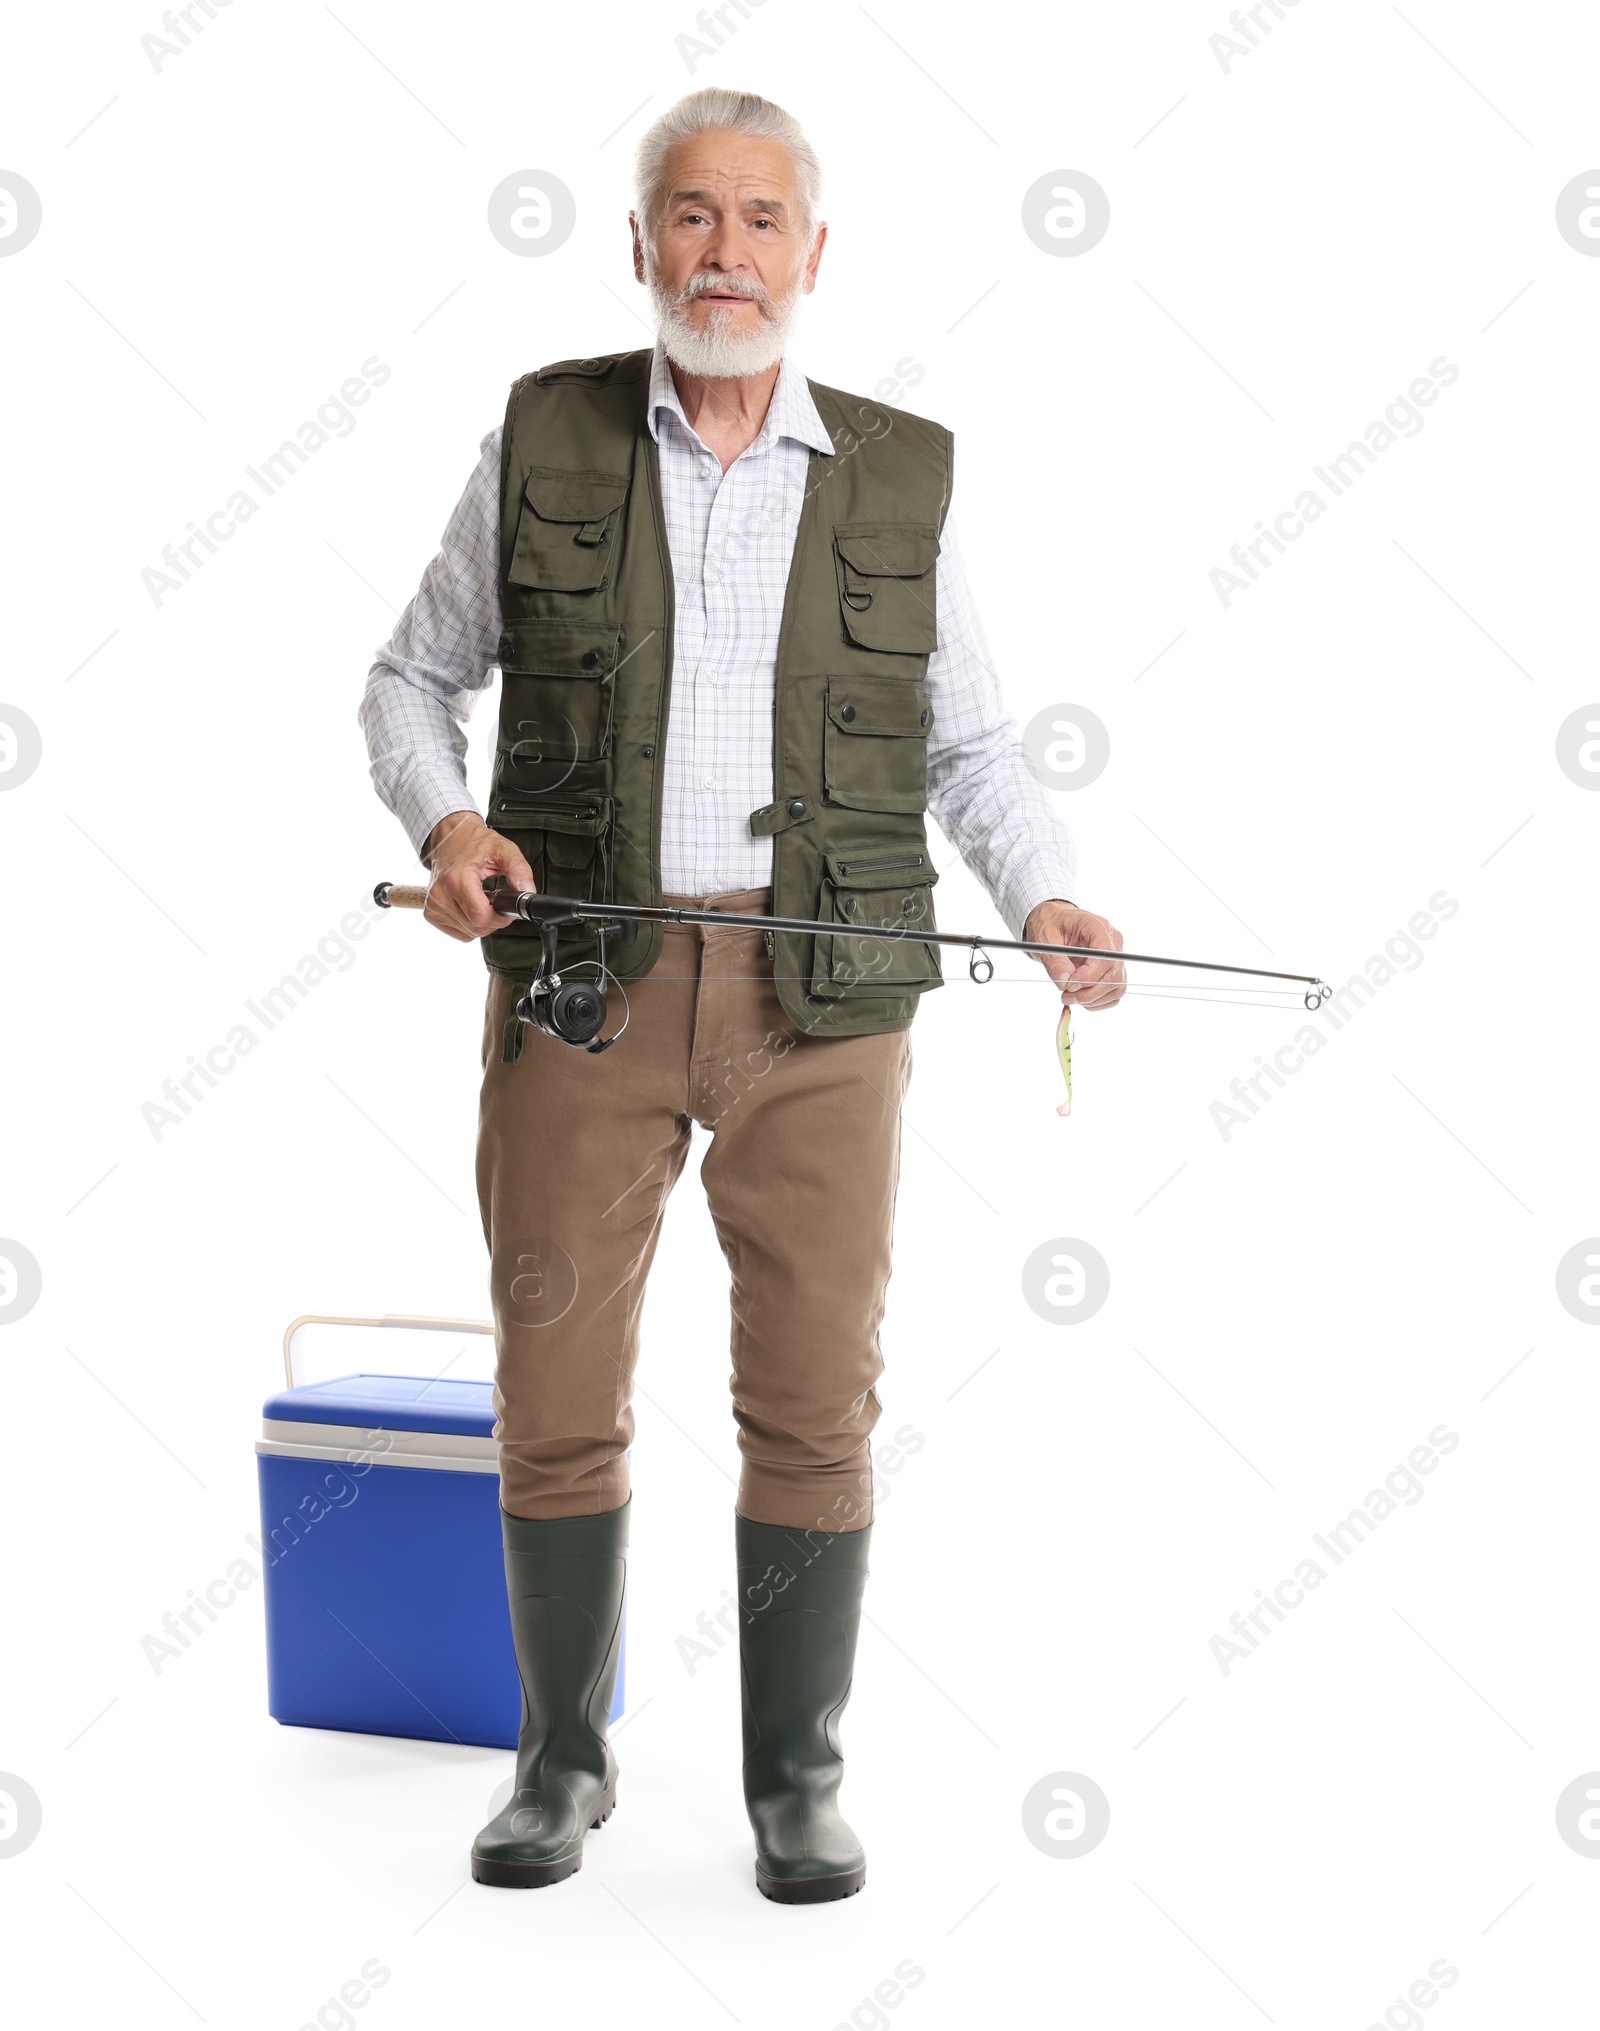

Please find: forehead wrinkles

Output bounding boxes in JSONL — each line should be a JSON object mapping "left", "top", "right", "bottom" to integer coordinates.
{"left": 667, "top": 180, "right": 793, "bottom": 214}
{"left": 661, "top": 135, "right": 799, "bottom": 202}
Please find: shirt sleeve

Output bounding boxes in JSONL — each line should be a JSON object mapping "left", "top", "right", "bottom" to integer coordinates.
{"left": 923, "top": 504, "right": 1080, "bottom": 939}
{"left": 357, "top": 428, "right": 504, "bottom": 860}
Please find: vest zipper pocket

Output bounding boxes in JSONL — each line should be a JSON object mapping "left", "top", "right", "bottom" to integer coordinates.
{"left": 832, "top": 852, "right": 926, "bottom": 879}
{"left": 489, "top": 791, "right": 611, "bottom": 835}
{"left": 487, "top": 792, "right": 613, "bottom": 909}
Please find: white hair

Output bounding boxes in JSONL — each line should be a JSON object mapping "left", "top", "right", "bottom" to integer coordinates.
{"left": 633, "top": 87, "right": 822, "bottom": 246}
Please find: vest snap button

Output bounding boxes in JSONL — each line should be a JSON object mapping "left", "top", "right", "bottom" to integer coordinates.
{"left": 920, "top": 709, "right": 930, "bottom": 727}
{"left": 787, "top": 798, "right": 806, "bottom": 818}
{"left": 843, "top": 897, "right": 859, "bottom": 916}
{"left": 839, "top": 703, "right": 856, "bottom": 722}
{"left": 641, "top": 745, "right": 655, "bottom": 758}
{"left": 902, "top": 896, "right": 917, "bottom": 916}
{"left": 581, "top": 650, "right": 601, "bottom": 669}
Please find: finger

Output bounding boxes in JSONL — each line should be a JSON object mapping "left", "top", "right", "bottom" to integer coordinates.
{"left": 1076, "top": 981, "right": 1127, "bottom": 1010}
{"left": 486, "top": 834, "right": 537, "bottom": 894}
{"left": 427, "top": 870, "right": 499, "bottom": 941}
{"left": 1063, "top": 954, "right": 1119, "bottom": 994}
{"left": 1062, "top": 958, "right": 1127, "bottom": 1005}
{"left": 422, "top": 881, "right": 477, "bottom": 942}
{"left": 1041, "top": 945, "right": 1101, "bottom": 992}
{"left": 1074, "top": 961, "right": 1128, "bottom": 1009}
{"left": 452, "top": 870, "right": 508, "bottom": 938}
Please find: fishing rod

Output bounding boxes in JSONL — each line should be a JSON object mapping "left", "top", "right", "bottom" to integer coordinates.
{"left": 374, "top": 881, "right": 1330, "bottom": 1057}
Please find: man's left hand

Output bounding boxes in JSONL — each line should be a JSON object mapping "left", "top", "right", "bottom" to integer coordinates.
{"left": 1023, "top": 901, "right": 1126, "bottom": 1011}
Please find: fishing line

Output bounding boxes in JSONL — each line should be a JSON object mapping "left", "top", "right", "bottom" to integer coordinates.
{"left": 374, "top": 881, "right": 1330, "bottom": 1057}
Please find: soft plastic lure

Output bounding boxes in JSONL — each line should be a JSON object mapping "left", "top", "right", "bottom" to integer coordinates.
{"left": 1055, "top": 1006, "right": 1072, "bottom": 1118}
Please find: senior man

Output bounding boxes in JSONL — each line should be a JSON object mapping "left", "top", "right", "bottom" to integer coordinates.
{"left": 361, "top": 85, "right": 1125, "bottom": 1903}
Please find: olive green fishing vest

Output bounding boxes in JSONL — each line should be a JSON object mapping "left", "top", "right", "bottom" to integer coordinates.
{"left": 483, "top": 346, "right": 952, "bottom": 1039}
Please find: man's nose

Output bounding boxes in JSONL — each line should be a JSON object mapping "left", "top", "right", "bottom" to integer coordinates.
{"left": 701, "top": 216, "right": 748, "bottom": 269}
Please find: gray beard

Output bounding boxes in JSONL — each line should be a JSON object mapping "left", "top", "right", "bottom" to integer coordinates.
{"left": 647, "top": 270, "right": 802, "bottom": 379}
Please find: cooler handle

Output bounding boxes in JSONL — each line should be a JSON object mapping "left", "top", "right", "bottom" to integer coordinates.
{"left": 282, "top": 1312, "right": 494, "bottom": 1389}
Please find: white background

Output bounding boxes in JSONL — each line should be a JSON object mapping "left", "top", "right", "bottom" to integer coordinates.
{"left": 3, "top": 1, "right": 1598, "bottom": 2024}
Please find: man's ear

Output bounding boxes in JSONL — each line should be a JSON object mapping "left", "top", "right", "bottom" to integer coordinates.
{"left": 802, "top": 220, "right": 828, "bottom": 295}
{"left": 629, "top": 213, "right": 646, "bottom": 284}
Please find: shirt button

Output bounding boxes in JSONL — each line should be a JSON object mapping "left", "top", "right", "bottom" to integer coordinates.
{"left": 702, "top": 773, "right": 716, "bottom": 789}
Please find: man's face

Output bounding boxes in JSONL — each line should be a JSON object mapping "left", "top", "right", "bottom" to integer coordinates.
{"left": 632, "top": 128, "right": 825, "bottom": 364}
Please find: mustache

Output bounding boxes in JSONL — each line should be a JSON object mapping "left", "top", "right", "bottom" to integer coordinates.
{"left": 678, "top": 272, "right": 772, "bottom": 308}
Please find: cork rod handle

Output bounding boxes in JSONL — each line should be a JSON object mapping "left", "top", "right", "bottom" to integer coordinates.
{"left": 373, "top": 882, "right": 428, "bottom": 910}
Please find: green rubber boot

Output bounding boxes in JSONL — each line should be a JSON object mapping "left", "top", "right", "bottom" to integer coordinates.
{"left": 736, "top": 1514, "right": 872, "bottom": 1904}
{"left": 471, "top": 1499, "right": 629, "bottom": 1889}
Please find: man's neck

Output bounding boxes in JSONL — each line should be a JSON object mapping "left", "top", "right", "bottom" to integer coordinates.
{"left": 666, "top": 355, "right": 782, "bottom": 472}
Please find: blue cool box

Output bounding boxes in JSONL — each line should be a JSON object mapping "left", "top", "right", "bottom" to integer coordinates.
{"left": 256, "top": 1372, "right": 624, "bottom": 1750}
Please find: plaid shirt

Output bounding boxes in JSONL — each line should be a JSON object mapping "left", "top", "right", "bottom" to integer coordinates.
{"left": 359, "top": 345, "right": 1078, "bottom": 937}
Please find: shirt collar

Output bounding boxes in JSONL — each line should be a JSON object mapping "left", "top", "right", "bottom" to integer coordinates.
{"left": 646, "top": 341, "right": 835, "bottom": 459}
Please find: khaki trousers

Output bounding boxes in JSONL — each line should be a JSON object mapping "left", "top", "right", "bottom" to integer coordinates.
{"left": 476, "top": 888, "right": 913, "bottom": 1529}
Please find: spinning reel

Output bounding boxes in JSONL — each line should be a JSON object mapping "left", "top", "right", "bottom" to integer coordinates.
{"left": 504, "top": 892, "right": 637, "bottom": 1053}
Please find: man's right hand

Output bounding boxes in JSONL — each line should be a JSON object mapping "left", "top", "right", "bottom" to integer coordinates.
{"left": 421, "top": 810, "right": 536, "bottom": 942}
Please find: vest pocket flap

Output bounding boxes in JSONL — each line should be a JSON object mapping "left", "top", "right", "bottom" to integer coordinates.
{"left": 487, "top": 794, "right": 610, "bottom": 901}
{"left": 545, "top": 830, "right": 598, "bottom": 870}
{"left": 834, "top": 525, "right": 940, "bottom": 577}
{"left": 833, "top": 524, "right": 939, "bottom": 654}
{"left": 823, "top": 677, "right": 932, "bottom": 814}
{"left": 810, "top": 861, "right": 942, "bottom": 999}
{"left": 498, "top": 619, "right": 620, "bottom": 676}
{"left": 522, "top": 468, "right": 629, "bottom": 524}
{"left": 821, "top": 849, "right": 937, "bottom": 889}
{"left": 510, "top": 470, "right": 628, "bottom": 590}
{"left": 826, "top": 676, "right": 932, "bottom": 737}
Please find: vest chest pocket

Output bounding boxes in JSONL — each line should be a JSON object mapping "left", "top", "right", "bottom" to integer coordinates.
{"left": 823, "top": 675, "right": 933, "bottom": 815}
{"left": 833, "top": 523, "right": 940, "bottom": 654}
{"left": 508, "top": 468, "right": 629, "bottom": 592}
{"left": 486, "top": 792, "right": 611, "bottom": 906}
{"left": 810, "top": 849, "right": 941, "bottom": 1001}
{"left": 497, "top": 619, "right": 620, "bottom": 781}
